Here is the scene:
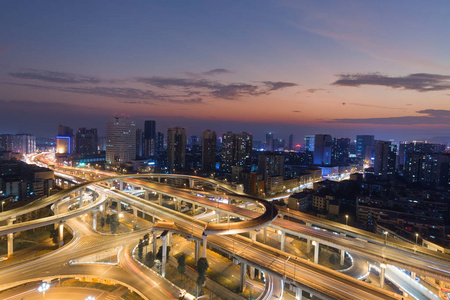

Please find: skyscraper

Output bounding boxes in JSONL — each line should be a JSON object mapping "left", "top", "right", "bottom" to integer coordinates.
{"left": 288, "top": 134, "right": 294, "bottom": 151}
{"left": 106, "top": 115, "right": 136, "bottom": 165}
{"left": 356, "top": 135, "right": 375, "bottom": 160}
{"left": 314, "top": 134, "right": 332, "bottom": 165}
{"left": 156, "top": 132, "right": 164, "bottom": 153}
{"left": 75, "top": 128, "right": 98, "bottom": 155}
{"left": 304, "top": 135, "right": 315, "bottom": 152}
{"left": 202, "top": 129, "right": 216, "bottom": 172}
{"left": 144, "top": 120, "right": 156, "bottom": 157}
{"left": 331, "top": 138, "right": 350, "bottom": 164}
{"left": 57, "top": 125, "right": 74, "bottom": 154}
{"left": 167, "top": 127, "right": 186, "bottom": 172}
{"left": 265, "top": 132, "right": 274, "bottom": 151}
{"left": 258, "top": 153, "right": 284, "bottom": 178}
{"left": 374, "top": 140, "right": 396, "bottom": 180}
{"left": 135, "top": 128, "right": 143, "bottom": 157}
{"left": 221, "top": 131, "right": 252, "bottom": 173}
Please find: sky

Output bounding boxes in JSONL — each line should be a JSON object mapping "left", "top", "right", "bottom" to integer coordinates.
{"left": 0, "top": 1, "right": 449, "bottom": 143}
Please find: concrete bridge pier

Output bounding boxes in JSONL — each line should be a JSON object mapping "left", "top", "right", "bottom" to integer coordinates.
{"left": 192, "top": 204, "right": 196, "bottom": 215}
{"left": 119, "top": 181, "right": 124, "bottom": 191}
{"left": 280, "top": 231, "right": 286, "bottom": 251}
{"left": 239, "top": 262, "right": 247, "bottom": 292}
{"left": 195, "top": 240, "right": 201, "bottom": 263}
{"left": 78, "top": 188, "right": 85, "bottom": 207}
{"left": 158, "top": 193, "right": 162, "bottom": 206}
{"left": 313, "top": 241, "right": 320, "bottom": 264}
{"left": 216, "top": 211, "right": 220, "bottom": 223}
{"left": 380, "top": 264, "right": 386, "bottom": 289}
{"left": 92, "top": 211, "right": 97, "bottom": 230}
{"left": 340, "top": 249, "right": 345, "bottom": 266}
{"left": 7, "top": 218, "right": 16, "bottom": 258}
{"left": 161, "top": 233, "right": 167, "bottom": 278}
{"left": 152, "top": 232, "right": 157, "bottom": 261}
{"left": 189, "top": 179, "right": 195, "bottom": 189}
{"left": 59, "top": 222, "right": 64, "bottom": 244}
{"left": 144, "top": 190, "right": 149, "bottom": 200}
{"left": 296, "top": 287, "right": 303, "bottom": 300}
{"left": 117, "top": 200, "right": 121, "bottom": 214}
{"left": 202, "top": 235, "right": 207, "bottom": 258}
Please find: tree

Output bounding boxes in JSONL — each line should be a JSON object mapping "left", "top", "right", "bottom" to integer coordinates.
{"left": 110, "top": 214, "right": 119, "bottom": 234}
{"left": 156, "top": 245, "right": 171, "bottom": 261}
{"left": 100, "top": 217, "right": 105, "bottom": 229}
{"left": 196, "top": 257, "right": 209, "bottom": 296}
{"left": 177, "top": 253, "right": 186, "bottom": 279}
{"left": 138, "top": 239, "right": 144, "bottom": 260}
{"left": 144, "top": 252, "right": 154, "bottom": 268}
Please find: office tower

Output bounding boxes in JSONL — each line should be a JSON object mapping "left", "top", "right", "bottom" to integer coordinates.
{"left": 288, "top": 134, "right": 294, "bottom": 151}
{"left": 304, "top": 135, "right": 315, "bottom": 152}
{"left": 374, "top": 141, "right": 396, "bottom": 180}
{"left": 274, "top": 138, "right": 285, "bottom": 151}
{"left": 404, "top": 153, "right": 449, "bottom": 186}
{"left": 167, "top": 127, "right": 186, "bottom": 172}
{"left": 57, "top": 125, "right": 74, "bottom": 154}
{"left": 313, "top": 134, "right": 332, "bottom": 165}
{"left": 135, "top": 128, "right": 143, "bottom": 157}
{"left": 144, "top": 120, "right": 156, "bottom": 157}
{"left": 202, "top": 130, "right": 216, "bottom": 172}
{"left": 258, "top": 153, "right": 284, "bottom": 178}
{"left": 331, "top": 138, "right": 350, "bottom": 164}
{"left": 156, "top": 132, "right": 164, "bottom": 153}
{"left": 2, "top": 134, "right": 36, "bottom": 154}
{"left": 105, "top": 115, "right": 136, "bottom": 165}
{"left": 221, "top": 131, "right": 252, "bottom": 173}
{"left": 398, "top": 141, "right": 446, "bottom": 172}
{"left": 266, "top": 132, "right": 274, "bottom": 151}
{"left": 75, "top": 128, "right": 98, "bottom": 155}
{"left": 191, "top": 136, "right": 200, "bottom": 147}
{"left": 0, "top": 134, "right": 12, "bottom": 151}
{"left": 356, "top": 135, "right": 375, "bottom": 160}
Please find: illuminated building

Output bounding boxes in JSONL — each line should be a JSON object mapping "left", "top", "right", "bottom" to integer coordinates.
{"left": 144, "top": 120, "right": 156, "bottom": 157}
{"left": 221, "top": 131, "right": 252, "bottom": 173}
{"left": 356, "top": 135, "right": 374, "bottom": 160}
{"left": 374, "top": 141, "right": 396, "bottom": 180}
{"left": 75, "top": 127, "right": 98, "bottom": 155}
{"left": 304, "top": 135, "right": 315, "bottom": 152}
{"left": 313, "top": 134, "right": 332, "bottom": 165}
{"left": 105, "top": 115, "right": 136, "bottom": 165}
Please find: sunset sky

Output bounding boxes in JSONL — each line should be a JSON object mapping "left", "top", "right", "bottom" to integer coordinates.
{"left": 1, "top": 1, "right": 449, "bottom": 143}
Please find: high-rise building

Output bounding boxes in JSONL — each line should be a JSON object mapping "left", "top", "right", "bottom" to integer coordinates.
{"left": 258, "top": 153, "right": 284, "bottom": 178}
{"left": 1, "top": 134, "right": 36, "bottom": 154}
{"left": 374, "top": 141, "right": 396, "bottom": 180}
{"left": 156, "top": 132, "right": 164, "bottom": 153}
{"left": 274, "top": 138, "right": 285, "bottom": 151}
{"left": 265, "top": 132, "right": 274, "bottom": 151}
{"left": 404, "top": 153, "right": 449, "bottom": 186}
{"left": 144, "top": 120, "right": 156, "bottom": 157}
{"left": 202, "top": 130, "right": 216, "bottom": 172}
{"left": 356, "top": 135, "right": 375, "bottom": 160}
{"left": 57, "top": 125, "right": 74, "bottom": 154}
{"left": 331, "top": 138, "right": 350, "bottom": 164}
{"left": 398, "top": 141, "right": 445, "bottom": 172}
{"left": 288, "top": 134, "right": 294, "bottom": 151}
{"left": 304, "top": 135, "right": 315, "bottom": 152}
{"left": 221, "top": 131, "right": 252, "bottom": 173}
{"left": 136, "top": 128, "right": 143, "bottom": 157}
{"left": 105, "top": 115, "right": 136, "bottom": 165}
{"left": 191, "top": 136, "right": 200, "bottom": 147}
{"left": 75, "top": 128, "right": 98, "bottom": 155}
{"left": 167, "top": 127, "right": 186, "bottom": 172}
{"left": 314, "top": 134, "right": 332, "bottom": 165}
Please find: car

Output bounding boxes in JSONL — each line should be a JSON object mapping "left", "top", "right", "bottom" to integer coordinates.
{"left": 0, "top": 257, "right": 8, "bottom": 262}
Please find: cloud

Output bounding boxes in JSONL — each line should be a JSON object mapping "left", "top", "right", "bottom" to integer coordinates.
{"left": 306, "top": 88, "right": 327, "bottom": 93}
{"left": 332, "top": 72, "right": 450, "bottom": 92}
{"left": 0, "top": 81, "right": 203, "bottom": 105}
{"left": 292, "top": 110, "right": 301, "bottom": 113}
{"left": 9, "top": 69, "right": 104, "bottom": 84}
{"left": 328, "top": 109, "right": 450, "bottom": 125}
{"left": 202, "top": 68, "right": 232, "bottom": 76}
{"left": 341, "top": 102, "right": 403, "bottom": 110}
{"left": 136, "top": 76, "right": 297, "bottom": 99}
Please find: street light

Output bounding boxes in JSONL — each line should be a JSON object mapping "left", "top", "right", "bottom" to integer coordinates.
{"left": 415, "top": 233, "right": 419, "bottom": 245}
{"left": 345, "top": 215, "right": 348, "bottom": 226}
{"left": 38, "top": 282, "right": 50, "bottom": 298}
{"left": 383, "top": 231, "right": 388, "bottom": 244}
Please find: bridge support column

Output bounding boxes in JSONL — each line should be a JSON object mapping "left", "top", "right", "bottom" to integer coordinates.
{"left": 144, "top": 190, "right": 149, "bottom": 200}
{"left": 195, "top": 240, "right": 200, "bottom": 263}
{"left": 214, "top": 185, "right": 218, "bottom": 192}
{"left": 280, "top": 231, "right": 285, "bottom": 252}
{"left": 306, "top": 238, "right": 311, "bottom": 253}
{"left": 161, "top": 234, "right": 167, "bottom": 278}
{"left": 313, "top": 241, "right": 319, "bottom": 264}
{"left": 202, "top": 235, "right": 207, "bottom": 258}
{"left": 380, "top": 264, "right": 386, "bottom": 289}
{"left": 245, "top": 202, "right": 248, "bottom": 210}
{"left": 189, "top": 179, "right": 194, "bottom": 189}
{"left": 158, "top": 177, "right": 161, "bottom": 183}
{"left": 249, "top": 231, "right": 257, "bottom": 279}
{"left": 7, "top": 218, "right": 15, "bottom": 258}
{"left": 296, "top": 287, "right": 302, "bottom": 300}
{"left": 54, "top": 202, "right": 60, "bottom": 229}
{"left": 117, "top": 200, "right": 121, "bottom": 214}
{"left": 263, "top": 227, "right": 267, "bottom": 243}
{"left": 133, "top": 206, "right": 138, "bottom": 218}
{"left": 227, "top": 214, "right": 230, "bottom": 223}
{"left": 216, "top": 212, "right": 220, "bottom": 223}
{"left": 240, "top": 262, "right": 247, "bottom": 292}
{"left": 340, "top": 249, "right": 345, "bottom": 266}
{"left": 411, "top": 271, "right": 416, "bottom": 279}
{"left": 153, "top": 232, "right": 157, "bottom": 261}
{"left": 177, "top": 199, "right": 181, "bottom": 212}
{"left": 59, "top": 223, "right": 64, "bottom": 244}
{"left": 93, "top": 211, "right": 97, "bottom": 230}
{"left": 158, "top": 193, "right": 162, "bottom": 205}
{"left": 192, "top": 204, "right": 196, "bottom": 215}
{"left": 119, "top": 181, "right": 124, "bottom": 191}
{"left": 78, "top": 188, "right": 85, "bottom": 207}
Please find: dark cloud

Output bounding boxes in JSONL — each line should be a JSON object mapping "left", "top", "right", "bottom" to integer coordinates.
{"left": 307, "top": 88, "right": 327, "bottom": 93}
{"left": 328, "top": 109, "right": 450, "bottom": 125}
{"left": 332, "top": 72, "right": 450, "bottom": 92}
{"left": 136, "top": 76, "right": 297, "bottom": 99}
{"left": 292, "top": 110, "right": 301, "bottom": 113}
{"left": 9, "top": 69, "right": 103, "bottom": 84}
{"left": 1, "top": 81, "right": 203, "bottom": 105}
{"left": 342, "top": 102, "right": 403, "bottom": 110}
{"left": 202, "top": 68, "right": 232, "bottom": 76}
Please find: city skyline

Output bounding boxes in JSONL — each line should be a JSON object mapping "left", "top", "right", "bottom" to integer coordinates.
{"left": 1, "top": 1, "right": 449, "bottom": 142}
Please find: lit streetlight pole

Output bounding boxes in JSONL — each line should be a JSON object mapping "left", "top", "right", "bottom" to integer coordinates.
{"left": 415, "top": 233, "right": 419, "bottom": 245}
{"left": 345, "top": 215, "right": 348, "bottom": 226}
{"left": 1, "top": 201, "right": 4, "bottom": 212}
{"left": 383, "top": 231, "right": 388, "bottom": 244}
